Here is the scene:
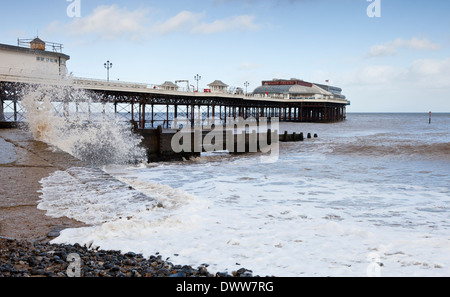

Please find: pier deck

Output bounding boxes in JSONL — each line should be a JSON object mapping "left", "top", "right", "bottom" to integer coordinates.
{"left": 0, "top": 75, "right": 349, "bottom": 128}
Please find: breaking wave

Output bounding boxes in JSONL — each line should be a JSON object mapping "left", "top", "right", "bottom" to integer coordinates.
{"left": 330, "top": 139, "right": 450, "bottom": 160}
{"left": 20, "top": 82, "right": 147, "bottom": 166}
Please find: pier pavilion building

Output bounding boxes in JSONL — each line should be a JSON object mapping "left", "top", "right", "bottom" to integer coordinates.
{"left": 0, "top": 38, "right": 70, "bottom": 79}
{"left": 253, "top": 78, "right": 346, "bottom": 101}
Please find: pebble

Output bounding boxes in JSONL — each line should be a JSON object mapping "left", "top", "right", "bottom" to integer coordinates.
{"left": 0, "top": 238, "right": 258, "bottom": 278}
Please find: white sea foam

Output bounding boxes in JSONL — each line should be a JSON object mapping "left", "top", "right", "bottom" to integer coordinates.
{"left": 38, "top": 167, "right": 158, "bottom": 225}
{"left": 36, "top": 112, "right": 450, "bottom": 277}
{"left": 21, "top": 83, "right": 146, "bottom": 166}
{"left": 43, "top": 155, "right": 450, "bottom": 277}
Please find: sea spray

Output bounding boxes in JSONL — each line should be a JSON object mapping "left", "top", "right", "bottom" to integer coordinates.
{"left": 20, "top": 84, "right": 65, "bottom": 143}
{"left": 20, "top": 82, "right": 147, "bottom": 166}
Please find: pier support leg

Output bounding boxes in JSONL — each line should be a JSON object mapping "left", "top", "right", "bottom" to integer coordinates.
{"left": 142, "top": 102, "right": 146, "bottom": 129}
{"left": 0, "top": 98, "right": 4, "bottom": 121}
{"left": 166, "top": 104, "right": 170, "bottom": 128}
{"left": 13, "top": 99, "right": 17, "bottom": 122}
{"left": 190, "top": 103, "right": 195, "bottom": 127}
{"left": 151, "top": 104, "right": 154, "bottom": 128}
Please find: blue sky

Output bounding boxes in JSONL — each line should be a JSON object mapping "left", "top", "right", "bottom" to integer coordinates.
{"left": 1, "top": 0, "right": 450, "bottom": 112}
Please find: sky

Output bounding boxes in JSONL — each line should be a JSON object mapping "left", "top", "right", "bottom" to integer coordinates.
{"left": 1, "top": 0, "right": 450, "bottom": 112}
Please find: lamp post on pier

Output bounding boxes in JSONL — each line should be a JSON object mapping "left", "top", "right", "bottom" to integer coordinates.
{"left": 244, "top": 81, "right": 250, "bottom": 95}
{"left": 104, "top": 60, "right": 113, "bottom": 82}
{"left": 194, "top": 74, "right": 201, "bottom": 92}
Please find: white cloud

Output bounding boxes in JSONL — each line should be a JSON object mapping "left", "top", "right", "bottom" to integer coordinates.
{"left": 340, "top": 58, "right": 450, "bottom": 112}
{"left": 154, "top": 12, "right": 259, "bottom": 35}
{"left": 406, "top": 58, "right": 450, "bottom": 88}
{"left": 191, "top": 15, "right": 259, "bottom": 34}
{"left": 342, "top": 57, "right": 450, "bottom": 89}
{"left": 153, "top": 11, "right": 204, "bottom": 35}
{"left": 367, "top": 37, "right": 441, "bottom": 58}
{"left": 68, "top": 5, "right": 149, "bottom": 40}
{"left": 50, "top": 5, "right": 259, "bottom": 39}
{"left": 345, "top": 65, "right": 403, "bottom": 85}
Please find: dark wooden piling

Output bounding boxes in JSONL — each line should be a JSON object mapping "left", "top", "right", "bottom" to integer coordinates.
{"left": 136, "top": 127, "right": 317, "bottom": 162}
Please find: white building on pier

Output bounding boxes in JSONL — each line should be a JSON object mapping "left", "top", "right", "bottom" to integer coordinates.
{"left": 0, "top": 38, "right": 70, "bottom": 79}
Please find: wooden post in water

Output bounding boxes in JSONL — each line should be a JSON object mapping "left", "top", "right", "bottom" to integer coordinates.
{"left": 429, "top": 111, "right": 432, "bottom": 124}
{"left": 157, "top": 125, "right": 163, "bottom": 156}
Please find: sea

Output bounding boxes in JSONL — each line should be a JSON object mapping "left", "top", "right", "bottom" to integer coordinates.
{"left": 30, "top": 108, "right": 449, "bottom": 277}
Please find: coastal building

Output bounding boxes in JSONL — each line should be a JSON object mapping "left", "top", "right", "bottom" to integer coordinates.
{"left": 253, "top": 78, "right": 345, "bottom": 101}
{"left": 158, "top": 81, "right": 179, "bottom": 91}
{"left": 0, "top": 38, "right": 70, "bottom": 79}
{"left": 314, "top": 83, "right": 346, "bottom": 100}
{"left": 207, "top": 80, "right": 229, "bottom": 93}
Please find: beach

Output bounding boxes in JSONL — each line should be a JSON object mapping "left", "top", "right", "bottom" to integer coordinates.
{"left": 0, "top": 127, "right": 255, "bottom": 277}
{"left": 1, "top": 113, "right": 449, "bottom": 277}
{"left": 0, "top": 128, "right": 88, "bottom": 242}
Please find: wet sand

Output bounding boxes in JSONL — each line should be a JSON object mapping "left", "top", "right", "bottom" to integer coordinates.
{"left": 0, "top": 128, "right": 258, "bottom": 278}
{"left": 0, "top": 128, "right": 88, "bottom": 242}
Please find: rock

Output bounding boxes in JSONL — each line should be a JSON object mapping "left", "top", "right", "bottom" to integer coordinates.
{"left": 157, "top": 268, "right": 170, "bottom": 276}
{"left": 0, "top": 238, "right": 258, "bottom": 278}
{"left": 103, "top": 263, "right": 113, "bottom": 270}
{"left": 47, "top": 230, "right": 61, "bottom": 238}
{"left": 110, "top": 266, "right": 120, "bottom": 272}
{"left": 198, "top": 266, "right": 210, "bottom": 276}
{"left": 234, "top": 268, "right": 253, "bottom": 277}
{"left": 169, "top": 272, "right": 186, "bottom": 277}
{"left": 216, "top": 272, "right": 232, "bottom": 277}
{"left": 30, "top": 269, "right": 46, "bottom": 276}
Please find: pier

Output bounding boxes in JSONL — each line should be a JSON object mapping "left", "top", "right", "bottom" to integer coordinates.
{"left": 0, "top": 38, "right": 347, "bottom": 161}
{"left": 1, "top": 39, "right": 349, "bottom": 128}
{"left": 0, "top": 76, "right": 349, "bottom": 128}
{"left": 0, "top": 76, "right": 334, "bottom": 162}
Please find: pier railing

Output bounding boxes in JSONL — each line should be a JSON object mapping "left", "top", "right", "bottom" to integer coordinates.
{"left": 1, "top": 70, "right": 349, "bottom": 126}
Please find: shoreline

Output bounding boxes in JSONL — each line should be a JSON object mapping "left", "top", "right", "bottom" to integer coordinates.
{"left": 0, "top": 128, "right": 88, "bottom": 242}
{"left": 0, "top": 128, "right": 256, "bottom": 277}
